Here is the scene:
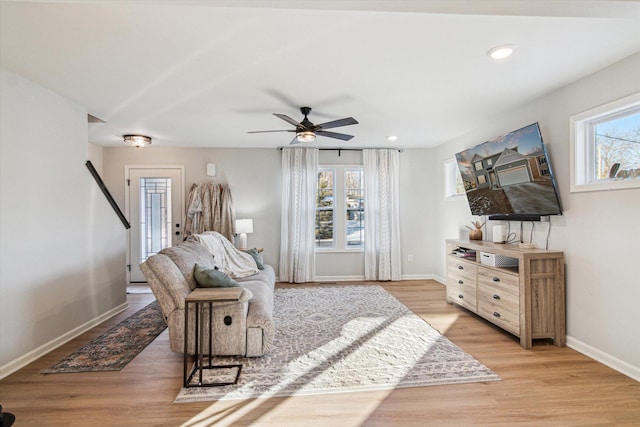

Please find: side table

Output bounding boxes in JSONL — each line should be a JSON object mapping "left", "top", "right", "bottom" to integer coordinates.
{"left": 183, "top": 287, "right": 244, "bottom": 387}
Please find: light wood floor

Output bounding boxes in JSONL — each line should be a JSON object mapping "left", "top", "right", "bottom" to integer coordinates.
{"left": 1, "top": 281, "right": 639, "bottom": 426}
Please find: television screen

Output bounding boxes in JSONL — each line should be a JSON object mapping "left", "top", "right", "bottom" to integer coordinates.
{"left": 454, "top": 123, "right": 562, "bottom": 220}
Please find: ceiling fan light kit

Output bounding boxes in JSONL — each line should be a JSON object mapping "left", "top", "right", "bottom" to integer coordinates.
{"left": 248, "top": 106, "right": 358, "bottom": 145}
{"left": 123, "top": 134, "right": 152, "bottom": 148}
{"left": 297, "top": 130, "right": 316, "bottom": 143}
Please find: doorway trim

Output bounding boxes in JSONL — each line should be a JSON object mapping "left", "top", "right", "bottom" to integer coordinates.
{"left": 124, "top": 164, "right": 186, "bottom": 284}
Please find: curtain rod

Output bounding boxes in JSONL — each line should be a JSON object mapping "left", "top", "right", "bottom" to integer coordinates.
{"left": 278, "top": 147, "right": 403, "bottom": 153}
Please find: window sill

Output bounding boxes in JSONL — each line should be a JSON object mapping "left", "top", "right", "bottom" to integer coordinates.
{"left": 315, "top": 248, "right": 364, "bottom": 254}
{"left": 571, "top": 178, "right": 640, "bottom": 193}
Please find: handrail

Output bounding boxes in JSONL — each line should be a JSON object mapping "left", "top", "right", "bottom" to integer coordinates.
{"left": 85, "top": 160, "right": 130, "bottom": 229}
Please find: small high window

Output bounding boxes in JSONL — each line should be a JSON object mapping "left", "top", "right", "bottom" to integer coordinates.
{"left": 571, "top": 92, "right": 640, "bottom": 192}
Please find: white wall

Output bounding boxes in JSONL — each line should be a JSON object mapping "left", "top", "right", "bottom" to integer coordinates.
{"left": 431, "top": 53, "right": 640, "bottom": 379}
{"left": 3, "top": 52, "right": 637, "bottom": 380}
{"left": 0, "top": 68, "right": 126, "bottom": 377}
{"left": 399, "top": 149, "right": 437, "bottom": 279}
{"left": 102, "top": 147, "right": 283, "bottom": 270}
{"left": 103, "top": 147, "right": 436, "bottom": 282}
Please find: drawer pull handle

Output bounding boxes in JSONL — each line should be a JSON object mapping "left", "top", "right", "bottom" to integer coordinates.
{"left": 458, "top": 294, "right": 464, "bottom": 299}
{"left": 493, "top": 312, "right": 501, "bottom": 318}
{"left": 492, "top": 277, "right": 500, "bottom": 282}
{"left": 457, "top": 265, "right": 464, "bottom": 270}
{"left": 458, "top": 280, "right": 464, "bottom": 284}
{"left": 493, "top": 294, "right": 501, "bottom": 300}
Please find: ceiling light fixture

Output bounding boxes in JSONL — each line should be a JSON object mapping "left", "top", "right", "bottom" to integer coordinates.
{"left": 487, "top": 44, "right": 516, "bottom": 60}
{"left": 387, "top": 135, "right": 398, "bottom": 141}
{"left": 296, "top": 130, "right": 316, "bottom": 143}
{"left": 123, "top": 134, "right": 152, "bottom": 148}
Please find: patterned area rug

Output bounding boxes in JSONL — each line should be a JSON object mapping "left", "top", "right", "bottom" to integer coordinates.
{"left": 175, "top": 285, "right": 500, "bottom": 402}
{"left": 42, "top": 301, "right": 166, "bottom": 373}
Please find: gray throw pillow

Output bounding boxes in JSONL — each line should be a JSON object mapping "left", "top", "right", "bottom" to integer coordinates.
{"left": 242, "top": 248, "right": 264, "bottom": 270}
{"left": 194, "top": 263, "right": 240, "bottom": 288}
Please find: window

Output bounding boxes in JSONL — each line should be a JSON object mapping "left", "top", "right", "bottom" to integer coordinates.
{"left": 537, "top": 156, "right": 551, "bottom": 176}
{"left": 444, "top": 158, "right": 465, "bottom": 199}
{"left": 345, "top": 169, "right": 364, "bottom": 247}
{"left": 571, "top": 92, "right": 640, "bottom": 192}
{"left": 316, "top": 166, "right": 364, "bottom": 250}
{"left": 316, "top": 169, "right": 335, "bottom": 247}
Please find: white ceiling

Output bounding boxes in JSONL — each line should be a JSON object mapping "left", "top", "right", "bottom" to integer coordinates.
{"left": 1, "top": 0, "right": 639, "bottom": 149}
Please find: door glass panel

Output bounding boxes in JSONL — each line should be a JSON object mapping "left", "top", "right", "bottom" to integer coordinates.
{"left": 140, "top": 178, "right": 172, "bottom": 263}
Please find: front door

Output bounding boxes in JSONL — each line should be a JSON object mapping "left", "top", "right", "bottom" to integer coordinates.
{"left": 126, "top": 166, "right": 184, "bottom": 283}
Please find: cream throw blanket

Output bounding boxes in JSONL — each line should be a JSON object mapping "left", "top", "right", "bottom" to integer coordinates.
{"left": 190, "top": 232, "right": 259, "bottom": 279}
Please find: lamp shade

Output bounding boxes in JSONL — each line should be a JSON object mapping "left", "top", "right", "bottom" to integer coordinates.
{"left": 235, "top": 218, "right": 254, "bottom": 234}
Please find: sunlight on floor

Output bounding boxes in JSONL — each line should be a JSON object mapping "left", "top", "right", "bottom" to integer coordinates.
{"left": 180, "top": 313, "right": 449, "bottom": 426}
{"left": 422, "top": 312, "right": 460, "bottom": 335}
{"left": 181, "top": 389, "right": 394, "bottom": 427}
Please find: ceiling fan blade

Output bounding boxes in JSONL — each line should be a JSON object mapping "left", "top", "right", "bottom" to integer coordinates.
{"left": 316, "top": 130, "right": 354, "bottom": 141}
{"left": 247, "top": 130, "right": 296, "bottom": 134}
{"left": 273, "top": 113, "right": 301, "bottom": 127}
{"left": 289, "top": 136, "right": 301, "bottom": 145}
{"left": 315, "top": 117, "right": 358, "bottom": 130}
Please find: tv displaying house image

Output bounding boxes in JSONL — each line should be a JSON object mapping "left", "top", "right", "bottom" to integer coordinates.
{"left": 454, "top": 123, "right": 562, "bottom": 219}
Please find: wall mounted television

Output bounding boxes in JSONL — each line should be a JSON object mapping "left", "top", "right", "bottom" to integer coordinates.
{"left": 454, "top": 122, "right": 562, "bottom": 221}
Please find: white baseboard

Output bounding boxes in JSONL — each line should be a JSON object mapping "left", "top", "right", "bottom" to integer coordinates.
{"left": 313, "top": 275, "right": 366, "bottom": 282}
{"left": 400, "top": 274, "right": 435, "bottom": 281}
{"left": 0, "top": 302, "right": 129, "bottom": 380}
{"left": 433, "top": 274, "right": 446, "bottom": 285}
{"left": 310, "top": 274, "right": 441, "bottom": 283}
{"left": 566, "top": 336, "right": 640, "bottom": 382}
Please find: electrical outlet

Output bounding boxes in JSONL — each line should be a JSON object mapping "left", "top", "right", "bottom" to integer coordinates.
{"left": 408, "top": 254, "right": 414, "bottom": 262}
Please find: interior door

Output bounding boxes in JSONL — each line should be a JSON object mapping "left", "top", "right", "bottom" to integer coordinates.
{"left": 127, "top": 166, "right": 184, "bottom": 283}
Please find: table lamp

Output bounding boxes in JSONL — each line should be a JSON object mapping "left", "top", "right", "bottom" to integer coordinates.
{"left": 235, "top": 218, "right": 253, "bottom": 249}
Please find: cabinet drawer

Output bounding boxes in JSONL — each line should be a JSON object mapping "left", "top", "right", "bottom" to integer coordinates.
{"left": 447, "top": 284, "right": 476, "bottom": 312}
{"left": 447, "top": 258, "right": 477, "bottom": 280}
{"left": 477, "top": 286, "right": 520, "bottom": 335}
{"left": 477, "top": 267, "right": 519, "bottom": 293}
{"left": 447, "top": 273, "right": 475, "bottom": 289}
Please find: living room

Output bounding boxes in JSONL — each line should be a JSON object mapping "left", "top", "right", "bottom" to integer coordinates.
{"left": 1, "top": 1, "right": 639, "bottom": 425}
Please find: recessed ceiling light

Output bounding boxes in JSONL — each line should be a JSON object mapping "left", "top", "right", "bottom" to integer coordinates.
{"left": 487, "top": 44, "right": 516, "bottom": 60}
{"left": 387, "top": 135, "right": 398, "bottom": 141}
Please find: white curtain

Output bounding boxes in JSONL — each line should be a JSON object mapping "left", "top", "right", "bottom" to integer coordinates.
{"left": 279, "top": 147, "right": 318, "bottom": 283}
{"left": 363, "top": 149, "right": 402, "bottom": 281}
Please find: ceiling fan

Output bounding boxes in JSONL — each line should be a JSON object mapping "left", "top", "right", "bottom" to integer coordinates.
{"left": 248, "top": 107, "right": 358, "bottom": 145}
